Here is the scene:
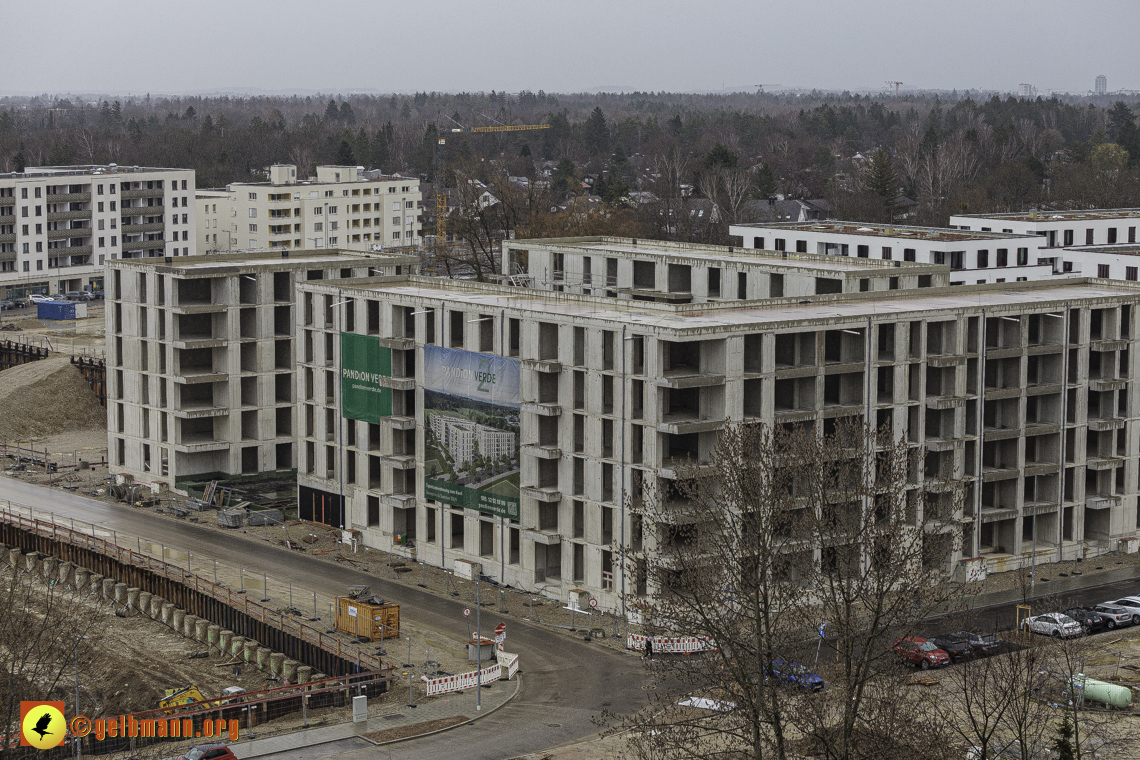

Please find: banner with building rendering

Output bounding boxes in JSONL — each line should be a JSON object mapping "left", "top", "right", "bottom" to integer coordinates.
{"left": 341, "top": 333, "right": 393, "bottom": 422}
{"left": 423, "top": 346, "right": 520, "bottom": 519}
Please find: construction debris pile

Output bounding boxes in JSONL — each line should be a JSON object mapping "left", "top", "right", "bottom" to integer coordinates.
{"left": 0, "top": 356, "right": 105, "bottom": 440}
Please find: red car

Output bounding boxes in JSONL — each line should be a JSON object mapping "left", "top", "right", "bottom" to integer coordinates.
{"left": 893, "top": 636, "right": 950, "bottom": 670}
{"left": 177, "top": 745, "right": 237, "bottom": 760}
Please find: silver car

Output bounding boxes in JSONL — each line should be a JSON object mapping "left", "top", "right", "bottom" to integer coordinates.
{"left": 1092, "top": 603, "right": 1133, "bottom": 629}
{"left": 1021, "top": 613, "right": 1083, "bottom": 638}
{"left": 1105, "top": 597, "right": 1140, "bottom": 626}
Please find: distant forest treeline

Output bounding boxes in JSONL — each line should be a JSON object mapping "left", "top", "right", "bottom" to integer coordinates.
{"left": 3, "top": 90, "right": 1140, "bottom": 242}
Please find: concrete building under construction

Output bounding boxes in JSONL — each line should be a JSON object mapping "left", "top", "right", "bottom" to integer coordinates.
{"left": 105, "top": 249, "right": 417, "bottom": 490}
{"left": 290, "top": 237, "right": 1140, "bottom": 610}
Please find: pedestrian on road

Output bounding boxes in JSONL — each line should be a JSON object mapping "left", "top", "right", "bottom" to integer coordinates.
{"left": 643, "top": 637, "right": 653, "bottom": 660}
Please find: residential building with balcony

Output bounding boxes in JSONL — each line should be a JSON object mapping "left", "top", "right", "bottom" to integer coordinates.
{"left": 950, "top": 209, "right": 1140, "bottom": 250}
{"left": 294, "top": 250, "right": 1140, "bottom": 612}
{"left": 196, "top": 165, "right": 422, "bottom": 254}
{"left": 729, "top": 221, "right": 1055, "bottom": 285}
{"left": 105, "top": 248, "right": 418, "bottom": 492}
{"left": 0, "top": 164, "right": 196, "bottom": 300}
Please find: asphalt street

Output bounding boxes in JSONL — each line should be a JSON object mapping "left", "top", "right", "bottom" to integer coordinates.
{"left": 0, "top": 477, "right": 647, "bottom": 760}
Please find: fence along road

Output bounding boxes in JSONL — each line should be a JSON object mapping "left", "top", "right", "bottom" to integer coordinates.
{"left": 0, "top": 477, "right": 646, "bottom": 760}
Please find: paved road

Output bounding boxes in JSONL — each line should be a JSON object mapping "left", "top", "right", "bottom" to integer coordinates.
{"left": 0, "top": 478, "right": 646, "bottom": 759}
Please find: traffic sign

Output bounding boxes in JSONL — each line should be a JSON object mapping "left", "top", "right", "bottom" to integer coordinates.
{"left": 463, "top": 607, "right": 471, "bottom": 618}
{"left": 818, "top": 622, "right": 827, "bottom": 638}
{"left": 495, "top": 622, "right": 506, "bottom": 635}
{"left": 588, "top": 598, "right": 598, "bottom": 609}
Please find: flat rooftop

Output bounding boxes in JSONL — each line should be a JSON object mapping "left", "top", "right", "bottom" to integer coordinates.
{"left": 732, "top": 221, "right": 1035, "bottom": 243}
{"left": 955, "top": 209, "right": 1140, "bottom": 222}
{"left": 1066, "top": 245, "right": 1140, "bottom": 257}
{"left": 308, "top": 275, "right": 1136, "bottom": 333}
{"left": 106, "top": 249, "right": 418, "bottom": 274}
{"left": 2, "top": 165, "right": 189, "bottom": 179}
{"left": 511, "top": 236, "right": 936, "bottom": 272}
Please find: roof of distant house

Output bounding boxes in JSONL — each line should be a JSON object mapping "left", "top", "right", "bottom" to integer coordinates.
{"left": 954, "top": 209, "right": 1140, "bottom": 222}
{"left": 733, "top": 221, "right": 1038, "bottom": 243}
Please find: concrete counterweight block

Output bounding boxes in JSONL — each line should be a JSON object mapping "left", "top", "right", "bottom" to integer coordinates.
{"left": 218, "top": 630, "right": 233, "bottom": 656}
{"left": 25, "top": 552, "right": 41, "bottom": 575}
{"left": 171, "top": 609, "right": 186, "bottom": 632}
{"left": 58, "top": 561, "right": 74, "bottom": 586}
{"left": 183, "top": 614, "right": 199, "bottom": 638}
{"left": 283, "top": 659, "right": 299, "bottom": 683}
{"left": 149, "top": 596, "right": 165, "bottom": 619}
{"left": 160, "top": 603, "right": 175, "bottom": 626}
{"left": 269, "top": 652, "right": 286, "bottom": 677}
{"left": 195, "top": 619, "right": 210, "bottom": 643}
{"left": 6, "top": 548, "right": 20, "bottom": 568}
{"left": 137, "top": 591, "right": 152, "bottom": 615}
{"left": 230, "top": 636, "right": 246, "bottom": 658}
{"left": 74, "top": 568, "right": 91, "bottom": 590}
{"left": 101, "top": 578, "right": 115, "bottom": 600}
{"left": 40, "top": 557, "right": 57, "bottom": 582}
{"left": 207, "top": 625, "right": 221, "bottom": 650}
{"left": 126, "top": 588, "right": 140, "bottom": 611}
{"left": 242, "top": 639, "right": 258, "bottom": 663}
{"left": 256, "top": 647, "right": 271, "bottom": 671}
{"left": 297, "top": 666, "right": 313, "bottom": 684}
{"left": 113, "top": 583, "right": 127, "bottom": 606}
{"left": 88, "top": 574, "right": 104, "bottom": 596}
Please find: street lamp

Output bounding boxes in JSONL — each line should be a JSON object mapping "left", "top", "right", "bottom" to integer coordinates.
{"left": 74, "top": 634, "right": 89, "bottom": 760}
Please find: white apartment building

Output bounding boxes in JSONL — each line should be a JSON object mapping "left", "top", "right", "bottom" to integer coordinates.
{"left": 730, "top": 221, "right": 1054, "bottom": 285}
{"left": 0, "top": 164, "right": 196, "bottom": 300}
{"left": 950, "top": 209, "right": 1140, "bottom": 250}
{"left": 105, "top": 248, "right": 418, "bottom": 493}
{"left": 197, "top": 165, "right": 422, "bottom": 254}
{"left": 1060, "top": 244, "right": 1140, "bottom": 281}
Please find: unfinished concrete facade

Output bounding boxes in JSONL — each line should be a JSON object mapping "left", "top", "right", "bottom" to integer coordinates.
{"left": 502, "top": 236, "right": 948, "bottom": 300}
{"left": 106, "top": 249, "right": 417, "bottom": 492}
{"left": 294, "top": 266, "right": 1140, "bottom": 612}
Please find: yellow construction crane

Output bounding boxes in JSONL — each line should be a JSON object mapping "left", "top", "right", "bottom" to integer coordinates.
{"left": 434, "top": 121, "right": 550, "bottom": 261}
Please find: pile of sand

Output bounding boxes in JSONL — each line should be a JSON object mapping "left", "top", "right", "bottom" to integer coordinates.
{"left": 0, "top": 357, "right": 106, "bottom": 441}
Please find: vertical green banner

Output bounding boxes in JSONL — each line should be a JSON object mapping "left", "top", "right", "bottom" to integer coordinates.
{"left": 341, "top": 332, "right": 393, "bottom": 422}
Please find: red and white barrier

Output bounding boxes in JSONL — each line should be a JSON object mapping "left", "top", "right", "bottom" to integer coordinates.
{"left": 627, "top": 633, "right": 717, "bottom": 654}
{"left": 420, "top": 651, "right": 520, "bottom": 696}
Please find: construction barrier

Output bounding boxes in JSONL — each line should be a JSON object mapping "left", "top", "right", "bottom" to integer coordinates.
{"left": 626, "top": 633, "right": 717, "bottom": 654}
{"left": 497, "top": 650, "right": 520, "bottom": 680}
{"left": 421, "top": 663, "right": 501, "bottom": 697}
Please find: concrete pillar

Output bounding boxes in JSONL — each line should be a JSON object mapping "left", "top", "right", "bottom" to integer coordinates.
{"left": 6, "top": 548, "right": 20, "bottom": 568}
{"left": 297, "top": 666, "right": 313, "bottom": 684}
{"left": 137, "top": 591, "right": 152, "bottom": 615}
{"left": 171, "top": 609, "right": 186, "bottom": 632}
{"left": 269, "top": 652, "right": 286, "bottom": 677}
{"left": 113, "top": 583, "right": 127, "bottom": 606}
{"left": 74, "top": 568, "right": 90, "bottom": 590}
{"left": 25, "top": 552, "right": 40, "bottom": 574}
{"left": 230, "top": 636, "right": 246, "bottom": 658}
{"left": 161, "top": 603, "right": 175, "bottom": 626}
{"left": 195, "top": 619, "right": 210, "bottom": 643}
{"left": 283, "top": 659, "right": 298, "bottom": 682}
{"left": 126, "top": 588, "right": 140, "bottom": 611}
{"left": 40, "top": 557, "right": 57, "bottom": 582}
{"left": 242, "top": 639, "right": 258, "bottom": 663}
{"left": 149, "top": 596, "right": 165, "bottom": 619}
{"left": 183, "top": 614, "right": 199, "bottom": 638}
{"left": 255, "top": 647, "right": 271, "bottom": 671}
{"left": 58, "top": 561, "right": 74, "bottom": 586}
{"left": 88, "top": 573, "right": 104, "bottom": 595}
{"left": 101, "top": 578, "right": 115, "bottom": 600}
{"left": 207, "top": 625, "right": 221, "bottom": 651}
{"left": 218, "top": 630, "right": 234, "bottom": 656}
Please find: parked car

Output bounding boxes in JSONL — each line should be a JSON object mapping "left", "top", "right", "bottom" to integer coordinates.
{"left": 949, "top": 630, "right": 1001, "bottom": 657}
{"left": 89, "top": 290, "right": 105, "bottom": 300}
{"left": 0, "top": 300, "right": 14, "bottom": 311}
{"left": 28, "top": 294, "right": 53, "bottom": 303}
{"left": 1065, "top": 607, "right": 1107, "bottom": 634}
{"left": 1092, "top": 603, "right": 1133, "bottom": 629}
{"left": 1021, "top": 613, "right": 1083, "bottom": 638}
{"left": 63, "top": 291, "right": 89, "bottom": 301}
{"left": 768, "top": 659, "right": 824, "bottom": 691}
{"left": 177, "top": 744, "right": 237, "bottom": 760}
{"left": 893, "top": 636, "right": 950, "bottom": 670}
{"left": 1104, "top": 597, "right": 1140, "bottom": 626}
{"left": 930, "top": 635, "right": 972, "bottom": 663}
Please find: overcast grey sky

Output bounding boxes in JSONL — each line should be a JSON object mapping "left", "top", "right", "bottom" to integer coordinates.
{"left": 8, "top": 0, "right": 1138, "bottom": 97}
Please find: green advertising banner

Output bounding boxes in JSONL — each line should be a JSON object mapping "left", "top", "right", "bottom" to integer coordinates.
{"left": 422, "top": 346, "right": 520, "bottom": 520}
{"left": 341, "top": 332, "right": 393, "bottom": 422}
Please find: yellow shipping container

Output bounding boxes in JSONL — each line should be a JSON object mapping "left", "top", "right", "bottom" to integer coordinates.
{"left": 335, "top": 596, "right": 400, "bottom": 641}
